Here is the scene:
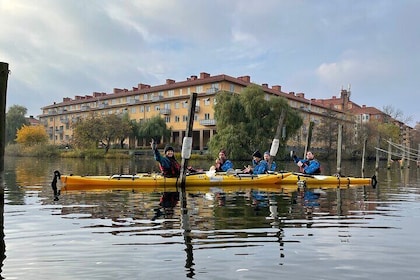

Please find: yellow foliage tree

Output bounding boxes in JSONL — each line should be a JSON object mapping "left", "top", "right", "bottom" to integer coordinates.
{"left": 16, "top": 125, "right": 49, "bottom": 146}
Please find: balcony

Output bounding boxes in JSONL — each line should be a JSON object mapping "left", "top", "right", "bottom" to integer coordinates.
{"left": 199, "top": 119, "right": 216, "bottom": 126}
{"left": 152, "top": 95, "right": 164, "bottom": 102}
{"left": 160, "top": 108, "right": 171, "bottom": 115}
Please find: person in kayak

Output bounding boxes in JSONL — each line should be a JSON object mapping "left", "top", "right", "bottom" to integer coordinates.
{"left": 243, "top": 150, "right": 268, "bottom": 174}
{"left": 210, "top": 149, "right": 233, "bottom": 172}
{"left": 151, "top": 140, "right": 181, "bottom": 177}
{"left": 291, "top": 150, "right": 321, "bottom": 175}
{"left": 263, "top": 151, "right": 277, "bottom": 172}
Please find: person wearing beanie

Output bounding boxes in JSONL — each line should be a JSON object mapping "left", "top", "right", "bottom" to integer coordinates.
{"left": 243, "top": 150, "right": 268, "bottom": 174}
{"left": 151, "top": 139, "right": 181, "bottom": 177}
{"left": 263, "top": 151, "right": 277, "bottom": 172}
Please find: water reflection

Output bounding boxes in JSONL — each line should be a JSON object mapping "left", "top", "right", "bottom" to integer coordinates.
{"left": 2, "top": 156, "right": 420, "bottom": 279}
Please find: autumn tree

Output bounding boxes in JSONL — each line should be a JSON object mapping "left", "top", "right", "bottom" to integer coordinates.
{"left": 72, "top": 113, "right": 132, "bottom": 153}
{"left": 15, "top": 125, "right": 48, "bottom": 146}
{"left": 208, "top": 85, "right": 303, "bottom": 160}
{"left": 6, "top": 105, "right": 29, "bottom": 144}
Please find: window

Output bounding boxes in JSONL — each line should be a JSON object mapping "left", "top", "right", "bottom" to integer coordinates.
{"left": 204, "top": 98, "right": 211, "bottom": 106}
{"left": 168, "top": 90, "right": 174, "bottom": 97}
{"left": 164, "top": 116, "right": 170, "bottom": 122}
{"left": 204, "top": 113, "right": 210, "bottom": 120}
{"left": 196, "top": 85, "right": 203, "bottom": 93}
{"left": 140, "top": 106, "right": 144, "bottom": 112}
{"left": 182, "top": 115, "right": 188, "bottom": 122}
{"left": 175, "top": 116, "right": 180, "bottom": 122}
{"left": 131, "top": 107, "right": 136, "bottom": 114}
{"left": 230, "top": 84, "right": 235, "bottom": 92}
{"left": 164, "top": 103, "right": 170, "bottom": 109}
{"left": 155, "top": 105, "right": 160, "bottom": 111}
{"left": 175, "top": 102, "right": 180, "bottom": 109}
{"left": 146, "top": 106, "right": 150, "bottom": 112}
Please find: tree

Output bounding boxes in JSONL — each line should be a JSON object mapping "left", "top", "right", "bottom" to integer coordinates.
{"left": 208, "top": 85, "right": 303, "bottom": 160}
{"left": 382, "top": 105, "right": 412, "bottom": 125}
{"left": 137, "top": 115, "right": 171, "bottom": 145}
{"left": 314, "top": 110, "right": 339, "bottom": 158}
{"left": 72, "top": 113, "right": 132, "bottom": 153}
{"left": 6, "top": 105, "right": 28, "bottom": 144}
{"left": 15, "top": 125, "right": 48, "bottom": 146}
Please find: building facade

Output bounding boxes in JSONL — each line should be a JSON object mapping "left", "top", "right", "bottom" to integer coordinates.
{"left": 39, "top": 72, "right": 352, "bottom": 150}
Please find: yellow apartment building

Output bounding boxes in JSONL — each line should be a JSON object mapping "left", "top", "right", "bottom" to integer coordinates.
{"left": 38, "top": 72, "right": 351, "bottom": 151}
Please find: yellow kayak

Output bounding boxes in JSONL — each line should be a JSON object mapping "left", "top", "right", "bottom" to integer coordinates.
{"left": 280, "top": 173, "right": 376, "bottom": 187}
{"left": 61, "top": 171, "right": 293, "bottom": 191}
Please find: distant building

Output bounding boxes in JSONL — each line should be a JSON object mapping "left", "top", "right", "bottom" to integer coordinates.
{"left": 38, "top": 72, "right": 374, "bottom": 150}
{"left": 26, "top": 115, "right": 40, "bottom": 126}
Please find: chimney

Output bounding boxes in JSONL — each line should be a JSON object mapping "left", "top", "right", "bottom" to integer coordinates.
{"left": 132, "top": 87, "right": 138, "bottom": 91}
{"left": 289, "top": 92, "right": 295, "bottom": 96}
{"left": 296, "top": 93, "right": 305, "bottom": 98}
{"left": 63, "top": 97, "right": 71, "bottom": 102}
{"left": 238, "top": 76, "right": 251, "bottom": 83}
{"left": 113, "top": 88, "right": 123, "bottom": 93}
{"left": 272, "top": 85, "right": 282, "bottom": 91}
{"left": 166, "top": 79, "right": 175, "bottom": 84}
{"left": 200, "top": 72, "right": 210, "bottom": 79}
{"left": 262, "top": 83, "right": 268, "bottom": 88}
{"left": 75, "top": 95, "right": 82, "bottom": 100}
{"left": 190, "top": 75, "right": 198, "bottom": 80}
{"left": 138, "top": 83, "right": 151, "bottom": 89}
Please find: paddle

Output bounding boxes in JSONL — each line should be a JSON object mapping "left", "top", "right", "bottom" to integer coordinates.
{"left": 268, "top": 110, "right": 286, "bottom": 169}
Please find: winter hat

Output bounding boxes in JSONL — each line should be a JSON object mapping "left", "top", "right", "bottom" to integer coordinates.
{"left": 252, "top": 150, "right": 262, "bottom": 158}
{"left": 164, "top": 145, "right": 174, "bottom": 153}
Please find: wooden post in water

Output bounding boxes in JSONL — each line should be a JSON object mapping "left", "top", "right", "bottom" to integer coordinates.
{"left": 304, "top": 121, "right": 314, "bottom": 157}
{"left": 375, "top": 136, "right": 381, "bottom": 171}
{"left": 387, "top": 138, "right": 392, "bottom": 169}
{"left": 0, "top": 62, "right": 9, "bottom": 278}
{"left": 178, "top": 93, "right": 197, "bottom": 237}
{"left": 0, "top": 62, "right": 8, "bottom": 177}
{"left": 361, "top": 138, "right": 367, "bottom": 176}
{"left": 336, "top": 124, "right": 343, "bottom": 176}
{"left": 178, "top": 92, "right": 197, "bottom": 189}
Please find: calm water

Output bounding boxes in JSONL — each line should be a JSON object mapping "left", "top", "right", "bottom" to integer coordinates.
{"left": 1, "top": 156, "right": 420, "bottom": 279}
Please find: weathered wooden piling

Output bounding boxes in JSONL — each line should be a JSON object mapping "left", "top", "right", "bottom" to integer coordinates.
{"left": 336, "top": 124, "right": 343, "bottom": 175}
{"left": 304, "top": 121, "right": 314, "bottom": 157}
{"left": 0, "top": 62, "right": 8, "bottom": 176}
{"left": 0, "top": 62, "right": 9, "bottom": 277}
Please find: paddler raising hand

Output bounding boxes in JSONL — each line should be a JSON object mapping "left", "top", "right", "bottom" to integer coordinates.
{"left": 151, "top": 139, "right": 181, "bottom": 178}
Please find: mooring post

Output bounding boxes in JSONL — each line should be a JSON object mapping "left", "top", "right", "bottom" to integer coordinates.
{"left": 304, "top": 121, "right": 314, "bottom": 158}
{"left": 361, "top": 138, "right": 367, "bottom": 177}
{"left": 375, "top": 136, "right": 381, "bottom": 171}
{"left": 387, "top": 138, "right": 392, "bottom": 169}
{"left": 0, "top": 62, "right": 8, "bottom": 178}
{"left": 336, "top": 124, "right": 343, "bottom": 176}
{"left": 0, "top": 62, "right": 9, "bottom": 278}
{"left": 178, "top": 93, "right": 197, "bottom": 228}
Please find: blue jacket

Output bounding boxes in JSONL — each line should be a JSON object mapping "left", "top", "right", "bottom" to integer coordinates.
{"left": 267, "top": 161, "right": 277, "bottom": 171}
{"left": 293, "top": 156, "right": 321, "bottom": 175}
{"left": 251, "top": 159, "right": 269, "bottom": 174}
{"left": 218, "top": 160, "right": 233, "bottom": 172}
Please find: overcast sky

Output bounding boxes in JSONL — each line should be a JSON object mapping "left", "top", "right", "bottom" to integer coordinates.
{"left": 1, "top": 0, "right": 418, "bottom": 126}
